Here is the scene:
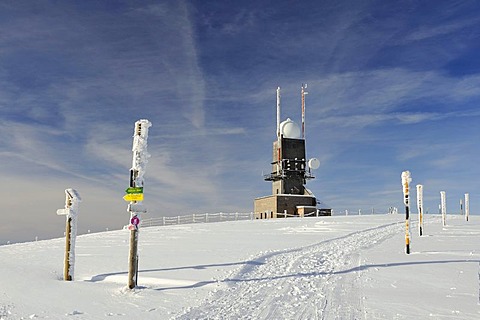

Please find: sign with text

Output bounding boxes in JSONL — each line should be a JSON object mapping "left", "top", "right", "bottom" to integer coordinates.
{"left": 125, "top": 187, "right": 143, "bottom": 194}
{"left": 123, "top": 193, "right": 144, "bottom": 202}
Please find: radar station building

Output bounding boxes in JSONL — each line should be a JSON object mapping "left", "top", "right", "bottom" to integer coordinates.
{"left": 254, "top": 85, "right": 331, "bottom": 218}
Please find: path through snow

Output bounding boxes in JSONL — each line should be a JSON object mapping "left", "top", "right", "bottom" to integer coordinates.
{"left": 175, "top": 220, "right": 404, "bottom": 319}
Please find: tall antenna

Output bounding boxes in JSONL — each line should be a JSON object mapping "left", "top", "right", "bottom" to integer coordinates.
{"left": 276, "top": 86, "right": 281, "bottom": 140}
{"left": 301, "top": 83, "right": 308, "bottom": 140}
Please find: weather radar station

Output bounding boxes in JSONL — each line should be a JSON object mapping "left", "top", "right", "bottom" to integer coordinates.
{"left": 254, "top": 85, "right": 331, "bottom": 218}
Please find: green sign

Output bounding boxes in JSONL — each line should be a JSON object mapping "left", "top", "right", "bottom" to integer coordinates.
{"left": 125, "top": 187, "right": 144, "bottom": 194}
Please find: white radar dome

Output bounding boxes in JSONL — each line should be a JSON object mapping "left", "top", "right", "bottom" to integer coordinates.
{"left": 308, "top": 158, "right": 320, "bottom": 170}
{"left": 280, "top": 118, "right": 301, "bottom": 139}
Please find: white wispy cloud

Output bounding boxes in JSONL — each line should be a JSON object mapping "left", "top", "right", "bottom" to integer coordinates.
{"left": 404, "top": 17, "right": 480, "bottom": 42}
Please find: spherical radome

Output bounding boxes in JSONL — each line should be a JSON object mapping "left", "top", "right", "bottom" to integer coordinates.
{"left": 280, "top": 118, "right": 301, "bottom": 139}
{"left": 308, "top": 158, "right": 320, "bottom": 170}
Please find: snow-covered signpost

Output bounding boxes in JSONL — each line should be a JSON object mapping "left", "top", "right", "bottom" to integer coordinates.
{"left": 56, "top": 188, "right": 81, "bottom": 281}
{"left": 124, "top": 119, "right": 151, "bottom": 289}
{"left": 465, "top": 193, "right": 470, "bottom": 222}
{"left": 401, "top": 171, "right": 412, "bottom": 254}
{"left": 440, "top": 191, "right": 447, "bottom": 227}
{"left": 417, "top": 184, "right": 424, "bottom": 236}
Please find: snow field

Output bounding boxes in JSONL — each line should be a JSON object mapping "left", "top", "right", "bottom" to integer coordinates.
{"left": 0, "top": 214, "right": 479, "bottom": 319}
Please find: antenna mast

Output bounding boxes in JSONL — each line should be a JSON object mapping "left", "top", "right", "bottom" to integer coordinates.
{"left": 301, "top": 84, "right": 308, "bottom": 140}
{"left": 276, "top": 86, "right": 281, "bottom": 141}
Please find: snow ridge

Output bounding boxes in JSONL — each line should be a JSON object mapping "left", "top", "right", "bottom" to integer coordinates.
{"left": 175, "top": 221, "right": 403, "bottom": 320}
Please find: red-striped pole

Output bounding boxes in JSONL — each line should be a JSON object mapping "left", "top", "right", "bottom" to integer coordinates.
{"left": 401, "top": 171, "right": 412, "bottom": 254}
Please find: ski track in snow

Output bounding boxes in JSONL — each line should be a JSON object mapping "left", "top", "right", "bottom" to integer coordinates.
{"left": 174, "top": 221, "right": 404, "bottom": 320}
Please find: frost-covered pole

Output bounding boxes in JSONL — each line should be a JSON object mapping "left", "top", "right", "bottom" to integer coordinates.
{"left": 465, "top": 193, "right": 470, "bottom": 222}
{"left": 401, "top": 171, "right": 412, "bottom": 254}
{"left": 440, "top": 191, "right": 447, "bottom": 227}
{"left": 417, "top": 184, "right": 424, "bottom": 236}
{"left": 56, "top": 189, "right": 81, "bottom": 281}
{"left": 125, "top": 119, "right": 151, "bottom": 289}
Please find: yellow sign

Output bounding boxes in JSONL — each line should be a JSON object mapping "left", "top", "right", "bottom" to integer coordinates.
{"left": 123, "top": 193, "right": 144, "bottom": 202}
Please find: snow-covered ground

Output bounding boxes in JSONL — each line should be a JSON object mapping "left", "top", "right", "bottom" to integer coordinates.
{"left": 1, "top": 214, "right": 479, "bottom": 319}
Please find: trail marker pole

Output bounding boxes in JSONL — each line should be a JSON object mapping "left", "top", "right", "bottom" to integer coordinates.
{"left": 465, "top": 193, "right": 470, "bottom": 222}
{"left": 56, "top": 189, "right": 81, "bottom": 281}
{"left": 401, "top": 171, "right": 412, "bottom": 254}
{"left": 440, "top": 191, "right": 447, "bottom": 227}
{"left": 125, "top": 119, "right": 151, "bottom": 289}
{"left": 417, "top": 184, "right": 424, "bottom": 236}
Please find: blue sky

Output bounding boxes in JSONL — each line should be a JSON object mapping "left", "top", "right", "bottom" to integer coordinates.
{"left": 1, "top": 0, "right": 480, "bottom": 243}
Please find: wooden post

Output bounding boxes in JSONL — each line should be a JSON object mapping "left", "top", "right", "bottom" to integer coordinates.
{"left": 124, "top": 119, "right": 151, "bottom": 290}
{"left": 128, "top": 228, "right": 138, "bottom": 289}
{"left": 56, "top": 189, "right": 81, "bottom": 281}
{"left": 64, "top": 217, "right": 72, "bottom": 281}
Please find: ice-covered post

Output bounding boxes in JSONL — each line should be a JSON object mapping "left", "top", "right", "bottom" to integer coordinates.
{"left": 417, "top": 184, "right": 424, "bottom": 236}
{"left": 56, "top": 189, "right": 81, "bottom": 281}
{"left": 401, "top": 171, "right": 412, "bottom": 254}
{"left": 465, "top": 193, "right": 470, "bottom": 222}
{"left": 440, "top": 191, "right": 447, "bottom": 227}
{"left": 124, "top": 119, "right": 151, "bottom": 289}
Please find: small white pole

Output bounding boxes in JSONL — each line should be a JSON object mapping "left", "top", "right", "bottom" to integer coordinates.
{"left": 440, "top": 191, "right": 447, "bottom": 227}
{"left": 465, "top": 193, "right": 470, "bottom": 222}
{"left": 417, "top": 184, "right": 424, "bottom": 236}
